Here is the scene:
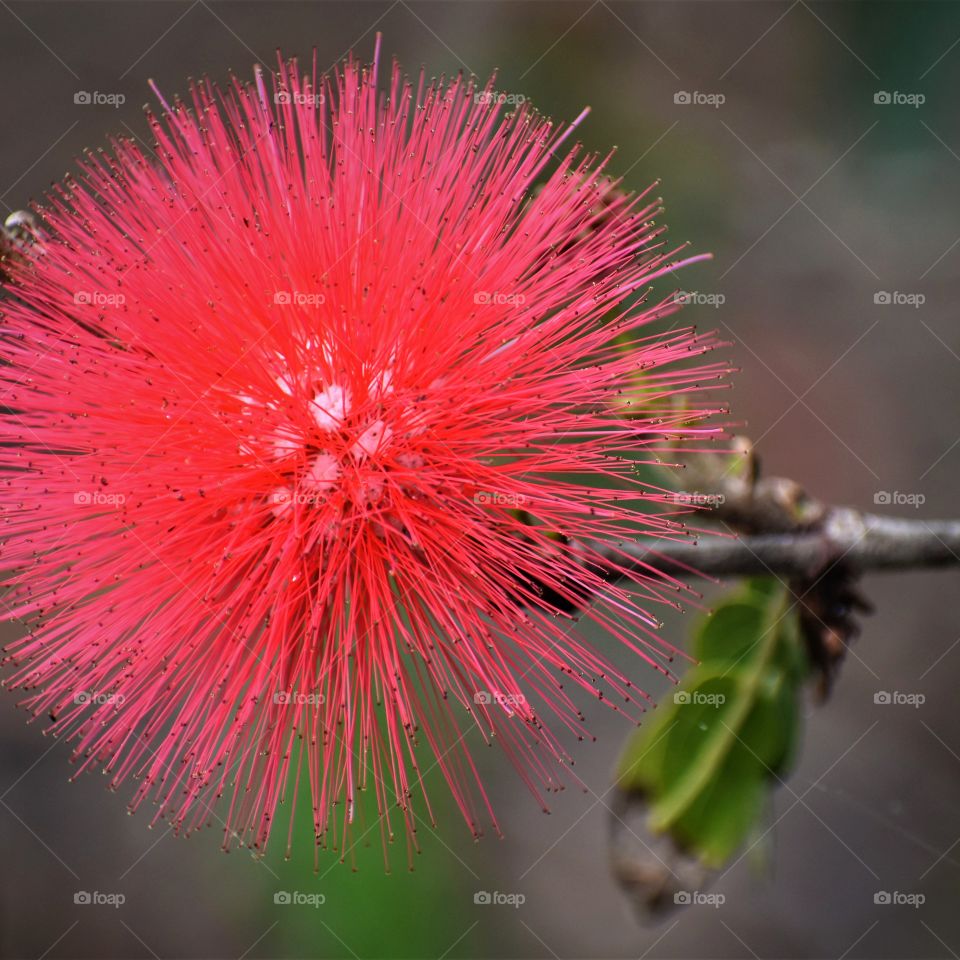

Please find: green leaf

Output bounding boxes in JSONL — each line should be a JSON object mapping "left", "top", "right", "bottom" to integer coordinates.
{"left": 694, "top": 602, "right": 765, "bottom": 664}
{"left": 671, "top": 743, "right": 766, "bottom": 867}
{"left": 615, "top": 579, "right": 809, "bottom": 868}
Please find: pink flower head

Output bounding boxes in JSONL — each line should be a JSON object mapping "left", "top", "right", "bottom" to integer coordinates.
{"left": 0, "top": 38, "right": 729, "bottom": 863}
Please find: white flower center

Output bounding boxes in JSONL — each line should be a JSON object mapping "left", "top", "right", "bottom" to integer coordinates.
{"left": 311, "top": 383, "right": 350, "bottom": 431}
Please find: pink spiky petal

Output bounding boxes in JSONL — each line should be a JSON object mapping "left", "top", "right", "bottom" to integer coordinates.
{"left": 0, "top": 40, "right": 730, "bottom": 866}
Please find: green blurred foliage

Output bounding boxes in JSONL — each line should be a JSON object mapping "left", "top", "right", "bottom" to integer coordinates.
{"left": 260, "top": 758, "right": 483, "bottom": 958}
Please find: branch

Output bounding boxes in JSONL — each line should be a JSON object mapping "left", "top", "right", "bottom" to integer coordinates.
{"left": 600, "top": 462, "right": 960, "bottom": 906}
{"left": 586, "top": 436, "right": 960, "bottom": 584}
{"left": 604, "top": 510, "right": 960, "bottom": 580}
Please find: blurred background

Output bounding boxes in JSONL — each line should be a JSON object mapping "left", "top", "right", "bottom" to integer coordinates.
{"left": 1, "top": 2, "right": 959, "bottom": 957}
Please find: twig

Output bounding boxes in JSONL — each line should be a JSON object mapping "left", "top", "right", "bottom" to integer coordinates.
{"left": 602, "top": 510, "right": 960, "bottom": 581}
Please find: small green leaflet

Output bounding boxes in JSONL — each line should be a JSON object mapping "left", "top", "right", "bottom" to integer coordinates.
{"left": 615, "top": 578, "right": 809, "bottom": 868}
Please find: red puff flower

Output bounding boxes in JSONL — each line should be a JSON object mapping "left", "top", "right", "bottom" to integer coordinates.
{"left": 0, "top": 38, "right": 729, "bottom": 864}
